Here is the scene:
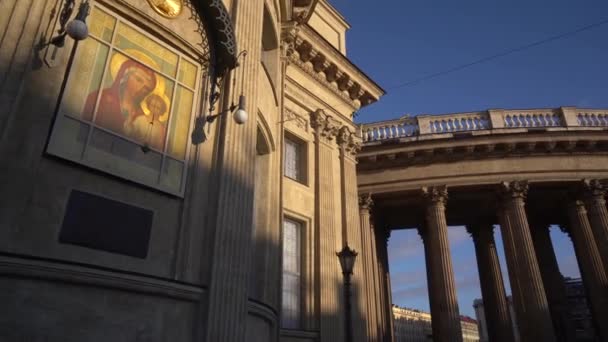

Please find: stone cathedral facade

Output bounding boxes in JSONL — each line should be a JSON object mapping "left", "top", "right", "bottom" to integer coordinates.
{"left": 0, "top": 0, "right": 386, "bottom": 341}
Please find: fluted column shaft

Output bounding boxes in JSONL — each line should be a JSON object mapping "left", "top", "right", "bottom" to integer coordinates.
{"left": 499, "top": 181, "right": 555, "bottom": 341}
{"left": 359, "top": 194, "right": 379, "bottom": 341}
{"left": 529, "top": 224, "right": 576, "bottom": 342}
{"left": 583, "top": 179, "right": 608, "bottom": 276}
{"left": 565, "top": 200, "right": 608, "bottom": 341}
{"left": 420, "top": 186, "right": 462, "bottom": 342}
{"left": 311, "top": 110, "right": 342, "bottom": 342}
{"left": 205, "top": 0, "right": 264, "bottom": 340}
{"left": 467, "top": 224, "right": 514, "bottom": 342}
{"left": 370, "top": 220, "right": 385, "bottom": 340}
{"left": 338, "top": 128, "right": 367, "bottom": 342}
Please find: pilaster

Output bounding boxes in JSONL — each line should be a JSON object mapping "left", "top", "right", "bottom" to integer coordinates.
{"left": 420, "top": 186, "right": 463, "bottom": 342}
{"left": 582, "top": 179, "right": 608, "bottom": 276}
{"left": 205, "top": 0, "right": 265, "bottom": 340}
{"left": 310, "top": 109, "right": 343, "bottom": 342}
{"left": 564, "top": 200, "right": 608, "bottom": 341}
{"left": 499, "top": 181, "right": 555, "bottom": 341}
{"left": 466, "top": 223, "right": 514, "bottom": 342}
{"left": 337, "top": 126, "right": 366, "bottom": 342}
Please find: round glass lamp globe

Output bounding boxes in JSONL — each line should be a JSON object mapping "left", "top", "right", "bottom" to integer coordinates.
{"left": 66, "top": 20, "right": 89, "bottom": 41}
{"left": 233, "top": 108, "right": 248, "bottom": 125}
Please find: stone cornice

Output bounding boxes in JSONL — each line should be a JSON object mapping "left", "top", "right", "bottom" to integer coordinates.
{"left": 290, "top": 25, "right": 384, "bottom": 110}
{"left": 357, "top": 132, "right": 608, "bottom": 171}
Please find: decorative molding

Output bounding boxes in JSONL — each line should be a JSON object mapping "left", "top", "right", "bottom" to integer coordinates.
{"left": 0, "top": 255, "right": 203, "bottom": 301}
{"left": 284, "top": 108, "right": 308, "bottom": 131}
{"left": 289, "top": 53, "right": 359, "bottom": 111}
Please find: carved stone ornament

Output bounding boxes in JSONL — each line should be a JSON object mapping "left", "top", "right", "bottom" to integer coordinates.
{"left": 284, "top": 108, "right": 308, "bottom": 131}
{"left": 582, "top": 179, "right": 606, "bottom": 198}
{"left": 421, "top": 185, "right": 448, "bottom": 205}
{"left": 147, "top": 0, "right": 183, "bottom": 18}
{"left": 359, "top": 193, "right": 373, "bottom": 210}
{"left": 310, "top": 109, "right": 339, "bottom": 140}
{"left": 501, "top": 180, "right": 529, "bottom": 199}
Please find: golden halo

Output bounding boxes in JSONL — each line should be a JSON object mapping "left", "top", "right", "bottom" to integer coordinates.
{"left": 146, "top": 0, "right": 183, "bottom": 19}
{"left": 110, "top": 49, "right": 165, "bottom": 95}
{"left": 141, "top": 91, "right": 171, "bottom": 123}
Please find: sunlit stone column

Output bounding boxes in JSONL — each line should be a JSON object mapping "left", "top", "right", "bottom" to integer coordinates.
{"left": 359, "top": 193, "right": 379, "bottom": 341}
{"left": 310, "top": 109, "right": 343, "bottom": 342}
{"left": 564, "top": 200, "right": 608, "bottom": 341}
{"left": 337, "top": 127, "right": 367, "bottom": 342}
{"left": 466, "top": 223, "right": 514, "bottom": 342}
{"left": 499, "top": 181, "right": 555, "bottom": 341}
{"left": 529, "top": 223, "right": 576, "bottom": 342}
{"left": 420, "top": 186, "right": 463, "bottom": 342}
{"left": 582, "top": 179, "right": 608, "bottom": 275}
{"left": 205, "top": 0, "right": 264, "bottom": 340}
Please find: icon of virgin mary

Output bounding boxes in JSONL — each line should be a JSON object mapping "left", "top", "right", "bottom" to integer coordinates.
{"left": 83, "top": 49, "right": 171, "bottom": 151}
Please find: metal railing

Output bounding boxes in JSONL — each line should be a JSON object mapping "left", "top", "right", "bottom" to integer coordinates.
{"left": 359, "top": 107, "right": 608, "bottom": 143}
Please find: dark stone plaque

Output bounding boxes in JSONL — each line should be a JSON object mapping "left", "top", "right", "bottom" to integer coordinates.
{"left": 59, "top": 190, "right": 153, "bottom": 258}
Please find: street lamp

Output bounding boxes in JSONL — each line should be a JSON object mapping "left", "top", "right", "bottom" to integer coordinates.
{"left": 337, "top": 245, "right": 358, "bottom": 342}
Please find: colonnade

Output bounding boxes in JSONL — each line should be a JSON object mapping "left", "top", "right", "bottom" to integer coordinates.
{"left": 360, "top": 180, "right": 608, "bottom": 342}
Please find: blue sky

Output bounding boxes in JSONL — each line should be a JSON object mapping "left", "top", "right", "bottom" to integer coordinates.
{"left": 329, "top": 0, "right": 608, "bottom": 123}
{"left": 326, "top": 0, "right": 608, "bottom": 317}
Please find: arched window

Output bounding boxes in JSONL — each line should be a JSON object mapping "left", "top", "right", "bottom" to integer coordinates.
{"left": 47, "top": 4, "right": 204, "bottom": 195}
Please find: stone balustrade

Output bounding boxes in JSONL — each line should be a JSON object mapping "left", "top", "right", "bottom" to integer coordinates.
{"left": 360, "top": 107, "right": 608, "bottom": 143}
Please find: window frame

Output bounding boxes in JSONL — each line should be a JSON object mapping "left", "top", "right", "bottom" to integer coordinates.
{"left": 46, "top": 3, "right": 203, "bottom": 197}
{"left": 281, "top": 216, "right": 304, "bottom": 330}
{"left": 283, "top": 131, "right": 308, "bottom": 185}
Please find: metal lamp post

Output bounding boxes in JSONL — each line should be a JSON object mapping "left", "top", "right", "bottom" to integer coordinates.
{"left": 337, "top": 245, "right": 358, "bottom": 342}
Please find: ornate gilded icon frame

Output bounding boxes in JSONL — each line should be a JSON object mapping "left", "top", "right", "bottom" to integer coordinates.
{"left": 146, "top": 0, "right": 183, "bottom": 19}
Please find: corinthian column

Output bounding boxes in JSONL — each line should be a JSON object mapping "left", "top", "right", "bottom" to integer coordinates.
{"left": 420, "top": 186, "right": 463, "bottom": 342}
{"left": 466, "top": 223, "right": 514, "bottom": 342}
{"left": 499, "top": 181, "right": 555, "bottom": 341}
{"left": 359, "top": 193, "right": 379, "bottom": 341}
{"left": 582, "top": 179, "right": 608, "bottom": 275}
{"left": 529, "top": 223, "right": 576, "bottom": 342}
{"left": 310, "top": 109, "right": 343, "bottom": 342}
{"left": 205, "top": 0, "right": 264, "bottom": 340}
{"left": 564, "top": 200, "right": 608, "bottom": 341}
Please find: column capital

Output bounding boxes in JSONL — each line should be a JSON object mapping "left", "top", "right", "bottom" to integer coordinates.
{"left": 310, "top": 109, "right": 339, "bottom": 141}
{"left": 359, "top": 193, "right": 373, "bottom": 211}
{"left": 421, "top": 185, "right": 448, "bottom": 206}
{"left": 582, "top": 179, "right": 606, "bottom": 198}
{"left": 337, "top": 126, "right": 362, "bottom": 157}
{"left": 500, "top": 180, "right": 529, "bottom": 199}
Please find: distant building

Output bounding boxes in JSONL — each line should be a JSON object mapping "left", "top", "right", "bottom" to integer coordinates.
{"left": 392, "top": 305, "right": 480, "bottom": 341}
{"left": 564, "top": 277, "right": 597, "bottom": 341}
{"left": 473, "top": 297, "right": 520, "bottom": 342}
{"left": 474, "top": 279, "right": 598, "bottom": 342}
